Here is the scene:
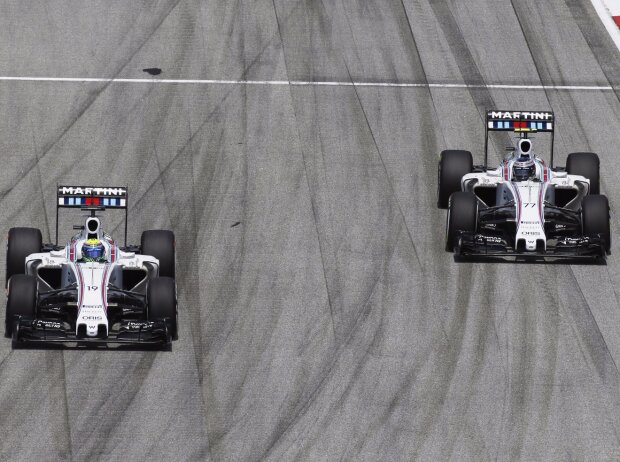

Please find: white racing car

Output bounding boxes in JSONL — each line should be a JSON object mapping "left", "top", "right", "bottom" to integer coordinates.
{"left": 5, "top": 185, "right": 178, "bottom": 348}
{"left": 438, "top": 110, "right": 610, "bottom": 259}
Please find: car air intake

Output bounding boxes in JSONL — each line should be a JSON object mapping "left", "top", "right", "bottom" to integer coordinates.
{"left": 519, "top": 139, "right": 531, "bottom": 154}
{"left": 86, "top": 218, "right": 100, "bottom": 239}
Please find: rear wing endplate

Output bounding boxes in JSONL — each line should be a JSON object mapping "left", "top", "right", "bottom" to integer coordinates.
{"left": 56, "top": 185, "right": 128, "bottom": 245}
{"left": 484, "top": 110, "right": 556, "bottom": 167}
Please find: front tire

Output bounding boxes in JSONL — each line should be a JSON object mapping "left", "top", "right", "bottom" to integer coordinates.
{"left": 438, "top": 150, "right": 473, "bottom": 209}
{"left": 147, "top": 277, "right": 178, "bottom": 341}
{"left": 141, "top": 230, "right": 175, "bottom": 279}
{"left": 567, "top": 152, "right": 600, "bottom": 195}
{"left": 6, "top": 227, "right": 42, "bottom": 287}
{"left": 5, "top": 274, "right": 37, "bottom": 338}
{"left": 445, "top": 192, "right": 478, "bottom": 252}
{"left": 582, "top": 194, "right": 610, "bottom": 253}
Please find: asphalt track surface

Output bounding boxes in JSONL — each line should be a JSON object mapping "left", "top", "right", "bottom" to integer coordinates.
{"left": 1, "top": 1, "right": 620, "bottom": 461}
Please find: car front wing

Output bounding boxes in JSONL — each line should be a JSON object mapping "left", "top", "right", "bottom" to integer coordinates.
{"left": 454, "top": 232, "right": 607, "bottom": 259}
{"left": 11, "top": 318, "right": 172, "bottom": 349}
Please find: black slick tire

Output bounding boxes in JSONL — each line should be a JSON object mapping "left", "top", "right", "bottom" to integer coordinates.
{"left": 567, "top": 152, "right": 600, "bottom": 195}
{"left": 438, "top": 150, "right": 473, "bottom": 209}
{"left": 582, "top": 194, "right": 610, "bottom": 254}
{"left": 147, "top": 277, "right": 178, "bottom": 341}
{"left": 5, "top": 274, "right": 37, "bottom": 338}
{"left": 445, "top": 192, "right": 478, "bottom": 252}
{"left": 141, "top": 230, "right": 176, "bottom": 279}
{"left": 6, "top": 227, "right": 42, "bottom": 287}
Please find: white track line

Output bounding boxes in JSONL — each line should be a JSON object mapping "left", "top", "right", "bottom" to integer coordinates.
{"left": 590, "top": 0, "right": 620, "bottom": 52}
{"left": 0, "top": 76, "right": 615, "bottom": 91}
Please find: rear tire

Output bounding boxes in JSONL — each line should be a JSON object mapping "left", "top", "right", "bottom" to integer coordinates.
{"left": 141, "top": 230, "right": 175, "bottom": 279}
{"left": 438, "top": 150, "right": 473, "bottom": 209}
{"left": 567, "top": 152, "right": 600, "bottom": 195}
{"left": 5, "top": 274, "right": 37, "bottom": 338}
{"left": 446, "top": 192, "right": 478, "bottom": 252}
{"left": 582, "top": 194, "right": 610, "bottom": 253}
{"left": 147, "top": 277, "right": 178, "bottom": 341}
{"left": 6, "top": 227, "right": 42, "bottom": 287}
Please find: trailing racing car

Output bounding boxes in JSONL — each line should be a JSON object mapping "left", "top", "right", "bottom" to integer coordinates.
{"left": 5, "top": 185, "right": 178, "bottom": 348}
{"left": 438, "top": 110, "right": 610, "bottom": 259}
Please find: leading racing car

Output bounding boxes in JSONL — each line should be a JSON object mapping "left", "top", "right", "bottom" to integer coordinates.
{"left": 438, "top": 110, "right": 610, "bottom": 259}
{"left": 5, "top": 185, "right": 178, "bottom": 348}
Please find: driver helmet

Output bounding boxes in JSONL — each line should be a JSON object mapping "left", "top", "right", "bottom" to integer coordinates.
{"left": 512, "top": 155, "right": 535, "bottom": 181}
{"left": 82, "top": 239, "right": 106, "bottom": 262}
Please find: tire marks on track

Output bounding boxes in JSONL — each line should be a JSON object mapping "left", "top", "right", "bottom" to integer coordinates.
{"left": 0, "top": 0, "right": 184, "bottom": 203}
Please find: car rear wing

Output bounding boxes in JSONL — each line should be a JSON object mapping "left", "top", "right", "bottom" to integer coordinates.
{"left": 56, "top": 185, "right": 128, "bottom": 245}
{"left": 484, "top": 110, "right": 556, "bottom": 168}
